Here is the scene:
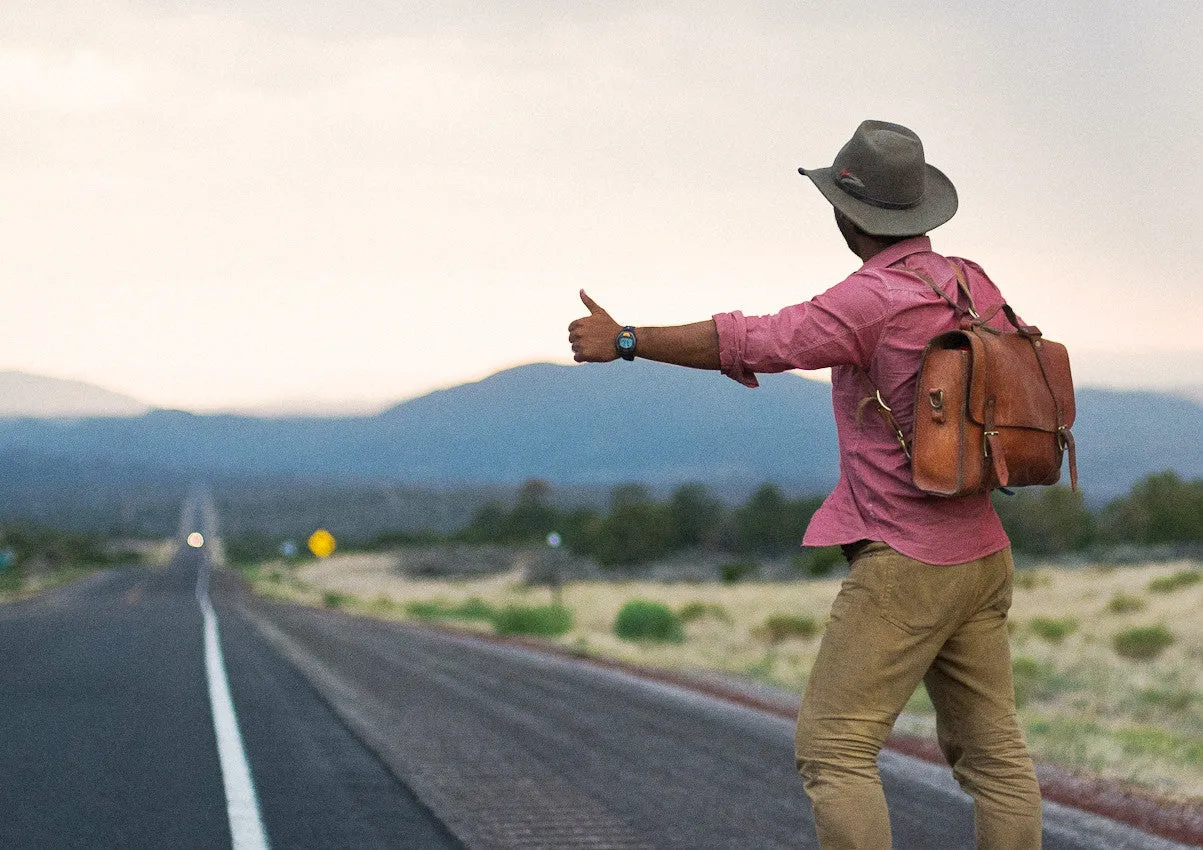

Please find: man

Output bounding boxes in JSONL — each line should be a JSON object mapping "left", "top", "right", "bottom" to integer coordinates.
{"left": 567, "top": 120, "right": 1042, "bottom": 849}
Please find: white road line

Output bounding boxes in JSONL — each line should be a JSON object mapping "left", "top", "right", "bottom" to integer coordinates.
{"left": 197, "top": 561, "right": 271, "bottom": 850}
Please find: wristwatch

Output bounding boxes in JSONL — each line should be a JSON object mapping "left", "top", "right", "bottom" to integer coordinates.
{"left": 615, "top": 326, "right": 637, "bottom": 361}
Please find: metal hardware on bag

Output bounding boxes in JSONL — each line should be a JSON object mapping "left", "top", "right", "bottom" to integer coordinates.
{"left": 928, "top": 390, "right": 944, "bottom": 411}
{"left": 1057, "top": 425, "right": 1068, "bottom": 450}
{"left": 873, "top": 391, "right": 912, "bottom": 459}
{"left": 983, "top": 429, "right": 999, "bottom": 457}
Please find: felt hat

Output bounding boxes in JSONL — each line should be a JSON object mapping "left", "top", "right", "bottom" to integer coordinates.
{"left": 799, "top": 120, "right": 957, "bottom": 236}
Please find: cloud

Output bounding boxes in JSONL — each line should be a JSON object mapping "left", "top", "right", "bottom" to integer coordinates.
{"left": 0, "top": 47, "right": 149, "bottom": 113}
{"left": 0, "top": 0, "right": 1199, "bottom": 408}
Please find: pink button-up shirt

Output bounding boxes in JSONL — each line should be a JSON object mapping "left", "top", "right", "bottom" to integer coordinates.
{"left": 712, "top": 236, "right": 1010, "bottom": 566}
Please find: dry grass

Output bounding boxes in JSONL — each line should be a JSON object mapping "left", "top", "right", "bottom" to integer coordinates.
{"left": 248, "top": 552, "right": 1203, "bottom": 800}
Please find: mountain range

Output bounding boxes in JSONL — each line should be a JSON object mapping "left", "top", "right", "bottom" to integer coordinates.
{"left": 0, "top": 371, "right": 150, "bottom": 418}
{"left": 0, "top": 363, "right": 1199, "bottom": 504}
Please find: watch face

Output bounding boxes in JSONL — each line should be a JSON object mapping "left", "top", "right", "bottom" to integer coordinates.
{"left": 617, "top": 333, "right": 635, "bottom": 350}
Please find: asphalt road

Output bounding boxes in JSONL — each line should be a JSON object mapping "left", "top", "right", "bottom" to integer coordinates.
{"left": 0, "top": 548, "right": 456, "bottom": 849}
{"left": 235, "top": 584, "right": 1194, "bottom": 850}
{"left": 0, "top": 530, "right": 1194, "bottom": 848}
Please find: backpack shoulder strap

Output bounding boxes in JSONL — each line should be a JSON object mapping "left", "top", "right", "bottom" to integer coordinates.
{"left": 897, "top": 258, "right": 980, "bottom": 320}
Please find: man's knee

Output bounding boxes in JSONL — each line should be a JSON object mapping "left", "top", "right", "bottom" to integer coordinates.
{"left": 942, "top": 725, "right": 1040, "bottom": 803}
{"left": 795, "top": 722, "right": 886, "bottom": 786}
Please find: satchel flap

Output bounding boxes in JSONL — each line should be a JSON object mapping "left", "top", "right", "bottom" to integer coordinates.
{"left": 967, "top": 331, "right": 1075, "bottom": 431}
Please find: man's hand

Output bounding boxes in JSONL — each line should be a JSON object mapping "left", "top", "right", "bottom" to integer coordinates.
{"left": 568, "top": 289, "right": 622, "bottom": 363}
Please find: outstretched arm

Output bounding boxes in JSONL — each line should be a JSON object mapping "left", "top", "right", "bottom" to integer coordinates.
{"left": 567, "top": 290, "right": 720, "bottom": 370}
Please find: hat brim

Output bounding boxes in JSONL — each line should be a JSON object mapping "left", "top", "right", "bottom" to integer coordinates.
{"left": 799, "top": 163, "right": 958, "bottom": 237}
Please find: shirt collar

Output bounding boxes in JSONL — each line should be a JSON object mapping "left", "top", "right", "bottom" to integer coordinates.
{"left": 861, "top": 235, "right": 932, "bottom": 270}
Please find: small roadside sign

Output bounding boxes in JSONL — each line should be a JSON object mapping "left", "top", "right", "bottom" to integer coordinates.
{"left": 307, "top": 529, "right": 337, "bottom": 559}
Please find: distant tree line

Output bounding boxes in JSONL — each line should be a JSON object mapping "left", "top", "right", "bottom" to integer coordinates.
{"left": 444, "top": 471, "right": 1203, "bottom": 566}
{"left": 452, "top": 479, "right": 824, "bottom": 567}
{"left": 994, "top": 470, "right": 1203, "bottom": 555}
{"left": 0, "top": 522, "right": 140, "bottom": 592}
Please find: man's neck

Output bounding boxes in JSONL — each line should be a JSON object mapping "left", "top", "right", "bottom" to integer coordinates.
{"left": 854, "top": 233, "right": 907, "bottom": 262}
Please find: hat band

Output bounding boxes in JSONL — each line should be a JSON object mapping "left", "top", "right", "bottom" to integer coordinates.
{"left": 837, "top": 171, "right": 923, "bottom": 210}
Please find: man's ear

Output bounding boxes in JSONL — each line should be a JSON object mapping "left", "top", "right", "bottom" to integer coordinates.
{"left": 834, "top": 208, "right": 862, "bottom": 256}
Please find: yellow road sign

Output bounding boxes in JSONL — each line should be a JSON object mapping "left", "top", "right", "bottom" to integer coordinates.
{"left": 307, "top": 528, "right": 337, "bottom": 559}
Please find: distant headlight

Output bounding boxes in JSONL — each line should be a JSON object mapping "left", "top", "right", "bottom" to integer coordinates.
{"left": 187, "top": 532, "right": 205, "bottom": 548}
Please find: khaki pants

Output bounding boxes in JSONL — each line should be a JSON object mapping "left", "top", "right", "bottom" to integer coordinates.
{"left": 795, "top": 543, "right": 1042, "bottom": 849}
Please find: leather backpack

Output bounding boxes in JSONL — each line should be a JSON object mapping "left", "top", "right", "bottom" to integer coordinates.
{"left": 866, "top": 261, "right": 1078, "bottom": 497}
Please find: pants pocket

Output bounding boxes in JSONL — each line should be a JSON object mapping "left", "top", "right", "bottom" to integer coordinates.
{"left": 873, "top": 551, "right": 960, "bottom": 635}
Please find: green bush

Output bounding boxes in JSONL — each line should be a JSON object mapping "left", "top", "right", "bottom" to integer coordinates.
{"left": 678, "top": 601, "right": 729, "bottom": 623}
{"left": 453, "top": 597, "right": 498, "bottom": 621}
{"left": 614, "top": 600, "right": 685, "bottom": 643}
{"left": 405, "top": 598, "right": 497, "bottom": 623}
{"left": 1012, "top": 657, "right": 1043, "bottom": 707}
{"left": 1010, "top": 656, "right": 1072, "bottom": 708}
{"left": 1132, "top": 686, "right": 1199, "bottom": 716}
{"left": 1105, "top": 592, "right": 1147, "bottom": 614}
{"left": 322, "top": 591, "right": 353, "bottom": 609}
{"left": 1112, "top": 625, "right": 1175, "bottom": 661}
{"left": 493, "top": 604, "right": 573, "bottom": 637}
{"left": 756, "top": 613, "right": 820, "bottom": 644}
{"left": 1028, "top": 617, "right": 1078, "bottom": 644}
{"left": 1147, "top": 570, "right": 1202, "bottom": 594}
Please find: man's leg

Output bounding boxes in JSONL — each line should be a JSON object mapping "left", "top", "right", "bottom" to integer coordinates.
{"left": 795, "top": 544, "right": 951, "bottom": 849}
{"left": 923, "top": 548, "right": 1042, "bottom": 850}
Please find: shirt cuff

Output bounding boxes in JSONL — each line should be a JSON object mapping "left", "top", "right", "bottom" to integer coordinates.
{"left": 712, "top": 310, "right": 759, "bottom": 388}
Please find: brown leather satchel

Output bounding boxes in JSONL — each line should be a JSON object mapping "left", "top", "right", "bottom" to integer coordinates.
{"left": 867, "top": 261, "right": 1078, "bottom": 497}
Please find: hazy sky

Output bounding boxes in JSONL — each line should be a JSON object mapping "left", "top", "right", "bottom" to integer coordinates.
{"left": 2, "top": 1, "right": 1200, "bottom": 412}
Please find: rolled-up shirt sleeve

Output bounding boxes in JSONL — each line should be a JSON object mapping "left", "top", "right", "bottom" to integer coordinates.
{"left": 713, "top": 273, "right": 891, "bottom": 388}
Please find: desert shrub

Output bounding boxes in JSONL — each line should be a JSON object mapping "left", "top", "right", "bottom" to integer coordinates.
{"left": 1147, "top": 570, "right": 1202, "bottom": 594}
{"left": 493, "top": 604, "right": 573, "bottom": 637}
{"left": 405, "top": 598, "right": 498, "bottom": 623}
{"left": 1105, "top": 592, "right": 1147, "bottom": 614}
{"left": 322, "top": 591, "right": 353, "bottom": 609}
{"left": 719, "top": 562, "right": 758, "bottom": 584}
{"left": 1112, "top": 625, "right": 1175, "bottom": 661}
{"left": 1012, "top": 657, "right": 1042, "bottom": 707}
{"left": 756, "top": 613, "right": 820, "bottom": 644}
{"left": 678, "top": 601, "right": 729, "bottom": 623}
{"left": 1010, "top": 656, "right": 1070, "bottom": 707}
{"left": 1028, "top": 617, "right": 1078, "bottom": 644}
{"left": 1130, "top": 686, "right": 1200, "bottom": 717}
{"left": 406, "top": 600, "right": 448, "bottom": 619}
{"left": 453, "top": 597, "right": 498, "bottom": 621}
{"left": 614, "top": 600, "right": 684, "bottom": 643}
